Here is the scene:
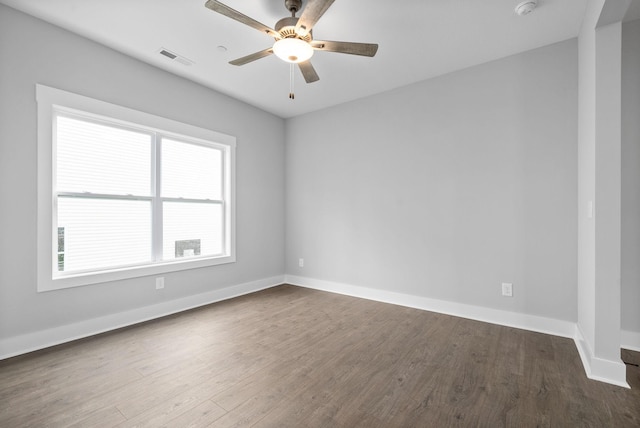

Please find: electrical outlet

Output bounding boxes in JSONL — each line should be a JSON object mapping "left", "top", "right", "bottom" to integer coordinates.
{"left": 156, "top": 277, "right": 165, "bottom": 290}
{"left": 501, "top": 282, "right": 513, "bottom": 297}
{"left": 298, "top": 258, "right": 304, "bottom": 268}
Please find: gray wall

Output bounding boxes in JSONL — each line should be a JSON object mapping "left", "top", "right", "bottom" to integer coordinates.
{"left": 286, "top": 40, "right": 578, "bottom": 322}
{"left": 622, "top": 18, "right": 640, "bottom": 335}
{"left": 0, "top": 5, "right": 285, "bottom": 340}
{"left": 7, "top": 3, "right": 634, "bottom": 347}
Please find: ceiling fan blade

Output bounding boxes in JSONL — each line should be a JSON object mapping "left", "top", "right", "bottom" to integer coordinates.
{"left": 295, "top": 0, "right": 335, "bottom": 37}
{"left": 205, "top": 0, "right": 280, "bottom": 39}
{"left": 311, "top": 40, "right": 379, "bottom": 57}
{"left": 298, "top": 60, "right": 320, "bottom": 83}
{"left": 229, "top": 48, "right": 274, "bottom": 66}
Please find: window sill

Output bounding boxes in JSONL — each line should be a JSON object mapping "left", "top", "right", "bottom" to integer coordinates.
{"left": 38, "top": 254, "right": 236, "bottom": 292}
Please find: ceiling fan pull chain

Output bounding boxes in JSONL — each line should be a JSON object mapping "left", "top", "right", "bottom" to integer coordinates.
{"left": 289, "top": 63, "right": 295, "bottom": 100}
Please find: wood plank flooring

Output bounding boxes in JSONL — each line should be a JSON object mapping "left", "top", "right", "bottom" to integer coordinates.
{"left": 1, "top": 285, "right": 639, "bottom": 427}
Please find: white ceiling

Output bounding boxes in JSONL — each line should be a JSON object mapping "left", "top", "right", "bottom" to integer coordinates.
{"left": 2, "top": 0, "right": 639, "bottom": 118}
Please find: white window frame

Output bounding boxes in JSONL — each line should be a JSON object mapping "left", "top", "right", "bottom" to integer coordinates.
{"left": 37, "top": 84, "right": 236, "bottom": 292}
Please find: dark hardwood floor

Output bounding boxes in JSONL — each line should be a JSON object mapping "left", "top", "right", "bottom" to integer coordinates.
{"left": 1, "top": 285, "right": 639, "bottom": 427}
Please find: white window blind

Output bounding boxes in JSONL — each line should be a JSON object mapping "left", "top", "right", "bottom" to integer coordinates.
{"left": 56, "top": 115, "right": 153, "bottom": 274}
{"left": 37, "top": 84, "right": 236, "bottom": 291}
{"left": 56, "top": 116, "right": 152, "bottom": 196}
{"left": 57, "top": 198, "right": 152, "bottom": 272}
{"left": 54, "top": 112, "right": 229, "bottom": 276}
{"left": 161, "top": 138, "right": 222, "bottom": 200}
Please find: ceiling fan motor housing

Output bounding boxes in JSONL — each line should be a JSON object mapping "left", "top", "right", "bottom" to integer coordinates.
{"left": 275, "top": 16, "right": 312, "bottom": 41}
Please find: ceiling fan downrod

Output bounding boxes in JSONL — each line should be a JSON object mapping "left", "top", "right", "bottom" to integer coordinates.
{"left": 285, "top": 0, "right": 302, "bottom": 17}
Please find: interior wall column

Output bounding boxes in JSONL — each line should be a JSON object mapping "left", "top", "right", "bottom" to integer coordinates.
{"left": 576, "top": 0, "right": 631, "bottom": 387}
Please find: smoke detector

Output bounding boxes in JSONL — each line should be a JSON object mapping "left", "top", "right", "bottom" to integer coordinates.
{"left": 515, "top": 1, "right": 538, "bottom": 16}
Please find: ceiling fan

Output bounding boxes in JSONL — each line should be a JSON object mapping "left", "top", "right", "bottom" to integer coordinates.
{"left": 205, "top": 0, "right": 378, "bottom": 94}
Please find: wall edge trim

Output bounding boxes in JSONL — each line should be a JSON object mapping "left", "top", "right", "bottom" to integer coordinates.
{"left": 573, "top": 324, "right": 630, "bottom": 388}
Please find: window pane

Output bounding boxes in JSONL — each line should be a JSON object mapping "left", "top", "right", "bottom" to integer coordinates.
{"left": 161, "top": 138, "right": 222, "bottom": 200}
{"left": 163, "top": 201, "right": 222, "bottom": 260}
{"left": 57, "top": 198, "right": 152, "bottom": 273}
{"left": 56, "top": 115, "right": 152, "bottom": 196}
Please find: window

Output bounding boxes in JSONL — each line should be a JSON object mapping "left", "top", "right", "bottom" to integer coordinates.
{"left": 37, "top": 85, "right": 235, "bottom": 291}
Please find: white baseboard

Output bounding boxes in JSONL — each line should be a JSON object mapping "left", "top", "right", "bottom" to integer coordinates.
{"left": 622, "top": 329, "right": 640, "bottom": 352}
{"left": 285, "top": 275, "right": 633, "bottom": 388}
{"left": 574, "top": 325, "right": 630, "bottom": 388}
{"left": 3, "top": 274, "right": 634, "bottom": 389}
{"left": 285, "top": 275, "right": 576, "bottom": 338}
{"left": 0, "top": 275, "right": 284, "bottom": 360}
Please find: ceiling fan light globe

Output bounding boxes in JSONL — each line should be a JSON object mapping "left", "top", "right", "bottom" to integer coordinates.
{"left": 273, "top": 38, "right": 314, "bottom": 63}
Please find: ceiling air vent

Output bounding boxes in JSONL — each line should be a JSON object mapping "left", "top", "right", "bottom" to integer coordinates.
{"left": 158, "top": 48, "right": 194, "bottom": 66}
